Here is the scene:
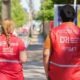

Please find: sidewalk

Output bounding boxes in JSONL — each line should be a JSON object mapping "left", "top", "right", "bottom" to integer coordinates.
{"left": 23, "top": 61, "right": 46, "bottom": 80}
{"left": 23, "top": 44, "right": 46, "bottom": 80}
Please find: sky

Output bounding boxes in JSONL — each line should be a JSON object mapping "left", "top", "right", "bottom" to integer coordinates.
{"left": 20, "top": 0, "right": 41, "bottom": 12}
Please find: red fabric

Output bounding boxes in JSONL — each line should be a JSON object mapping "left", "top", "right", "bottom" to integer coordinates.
{"left": 49, "top": 21, "right": 54, "bottom": 30}
{"left": 48, "top": 23, "right": 80, "bottom": 80}
{"left": 0, "top": 34, "right": 25, "bottom": 80}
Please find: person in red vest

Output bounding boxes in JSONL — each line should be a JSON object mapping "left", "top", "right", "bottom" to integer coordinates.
{"left": 0, "top": 19, "right": 27, "bottom": 80}
{"left": 43, "top": 4, "right": 80, "bottom": 80}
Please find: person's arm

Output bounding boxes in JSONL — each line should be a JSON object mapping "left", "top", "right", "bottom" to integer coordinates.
{"left": 20, "top": 50, "right": 27, "bottom": 63}
{"left": 19, "top": 39, "right": 27, "bottom": 63}
{"left": 43, "top": 49, "right": 50, "bottom": 78}
{"left": 43, "top": 35, "right": 51, "bottom": 78}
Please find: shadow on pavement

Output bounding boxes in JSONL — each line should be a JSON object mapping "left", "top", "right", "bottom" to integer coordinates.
{"left": 23, "top": 61, "right": 43, "bottom": 69}
{"left": 23, "top": 61, "right": 46, "bottom": 80}
{"left": 27, "top": 44, "right": 43, "bottom": 51}
{"left": 25, "top": 77, "right": 46, "bottom": 80}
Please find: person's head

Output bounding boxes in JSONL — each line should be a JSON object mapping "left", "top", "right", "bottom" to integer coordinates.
{"left": 2, "top": 19, "right": 14, "bottom": 36}
{"left": 60, "top": 4, "right": 76, "bottom": 22}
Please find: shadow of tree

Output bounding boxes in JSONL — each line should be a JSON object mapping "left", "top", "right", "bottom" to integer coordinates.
{"left": 27, "top": 44, "right": 43, "bottom": 51}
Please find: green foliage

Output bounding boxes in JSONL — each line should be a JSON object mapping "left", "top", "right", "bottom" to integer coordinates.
{"left": 36, "top": 0, "right": 54, "bottom": 21}
{"left": 11, "top": 0, "right": 28, "bottom": 27}
{"left": 36, "top": 0, "right": 80, "bottom": 21}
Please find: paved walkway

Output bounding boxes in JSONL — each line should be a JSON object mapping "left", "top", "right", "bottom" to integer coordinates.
{"left": 23, "top": 44, "right": 46, "bottom": 80}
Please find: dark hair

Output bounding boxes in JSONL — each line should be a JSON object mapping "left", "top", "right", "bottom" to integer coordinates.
{"left": 60, "top": 5, "right": 76, "bottom": 22}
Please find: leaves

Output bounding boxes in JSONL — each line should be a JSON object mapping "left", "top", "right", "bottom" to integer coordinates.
{"left": 11, "top": 0, "right": 28, "bottom": 27}
{"left": 54, "top": 0, "right": 80, "bottom": 4}
{"left": 36, "top": 0, "right": 54, "bottom": 21}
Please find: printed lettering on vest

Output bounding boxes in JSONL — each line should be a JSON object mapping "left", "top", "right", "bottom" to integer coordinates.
{"left": 0, "top": 41, "right": 6, "bottom": 46}
{"left": 60, "top": 36, "right": 69, "bottom": 43}
{"left": 62, "top": 46, "right": 77, "bottom": 52}
{"left": 60, "top": 36, "right": 80, "bottom": 43}
{"left": 2, "top": 47, "right": 14, "bottom": 55}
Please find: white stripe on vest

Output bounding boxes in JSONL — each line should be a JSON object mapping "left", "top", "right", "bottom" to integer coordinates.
{"left": 50, "top": 61, "right": 80, "bottom": 67}
{"left": 0, "top": 59, "right": 20, "bottom": 63}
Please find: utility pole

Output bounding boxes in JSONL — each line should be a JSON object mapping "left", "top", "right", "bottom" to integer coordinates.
{"left": 2, "top": 0, "right": 11, "bottom": 20}
{"left": 28, "top": 0, "right": 34, "bottom": 22}
{"left": 28, "top": 0, "right": 34, "bottom": 37}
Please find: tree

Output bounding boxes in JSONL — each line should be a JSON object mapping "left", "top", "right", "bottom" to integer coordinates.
{"left": 11, "top": 0, "right": 28, "bottom": 27}
{"left": 35, "top": 0, "right": 54, "bottom": 38}
{"left": 36, "top": 0, "right": 54, "bottom": 21}
{"left": 54, "top": 0, "right": 70, "bottom": 4}
{"left": 36, "top": 0, "right": 80, "bottom": 21}
{"left": 54, "top": 0, "right": 80, "bottom": 4}
{"left": 2, "top": 0, "right": 11, "bottom": 20}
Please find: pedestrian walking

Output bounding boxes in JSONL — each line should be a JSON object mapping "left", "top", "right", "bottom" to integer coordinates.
{"left": 0, "top": 19, "right": 27, "bottom": 80}
{"left": 43, "top": 4, "right": 80, "bottom": 80}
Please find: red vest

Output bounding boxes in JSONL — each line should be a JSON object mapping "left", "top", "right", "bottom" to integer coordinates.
{"left": 48, "top": 23, "right": 80, "bottom": 80}
{"left": 0, "top": 34, "right": 25, "bottom": 80}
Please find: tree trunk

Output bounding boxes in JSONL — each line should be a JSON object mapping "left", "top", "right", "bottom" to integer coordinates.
{"left": 2, "top": 0, "right": 11, "bottom": 20}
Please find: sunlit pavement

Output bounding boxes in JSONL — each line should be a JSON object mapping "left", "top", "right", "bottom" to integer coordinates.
{"left": 23, "top": 43, "right": 46, "bottom": 80}
{"left": 23, "top": 61, "right": 46, "bottom": 80}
